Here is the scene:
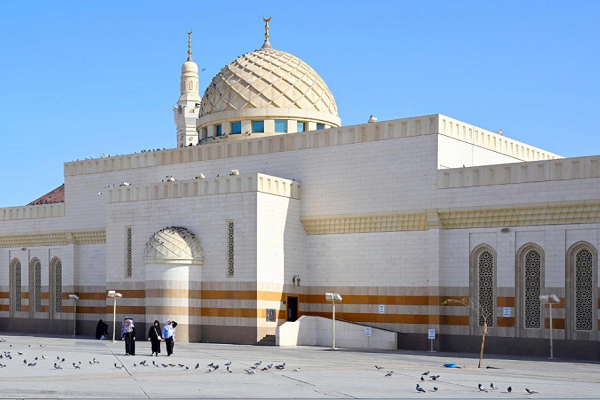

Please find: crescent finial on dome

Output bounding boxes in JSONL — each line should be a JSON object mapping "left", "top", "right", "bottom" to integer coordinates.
{"left": 261, "top": 15, "right": 273, "bottom": 50}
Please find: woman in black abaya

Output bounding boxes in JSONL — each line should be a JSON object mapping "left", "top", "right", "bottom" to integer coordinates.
{"left": 147, "top": 320, "right": 163, "bottom": 356}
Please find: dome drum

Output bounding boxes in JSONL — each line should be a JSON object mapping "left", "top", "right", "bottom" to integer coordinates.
{"left": 143, "top": 226, "right": 203, "bottom": 265}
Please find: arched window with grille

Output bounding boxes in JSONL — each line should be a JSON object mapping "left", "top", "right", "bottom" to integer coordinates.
{"left": 10, "top": 258, "right": 22, "bottom": 314}
{"left": 565, "top": 241, "right": 598, "bottom": 338}
{"left": 51, "top": 257, "right": 62, "bottom": 314}
{"left": 524, "top": 249, "right": 542, "bottom": 329}
{"left": 574, "top": 248, "right": 594, "bottom": 331}
{"left": 477, "top": 249, "right": 495, "bottom": 327}
{"left": 30, "top": 258, "right": 42, "bottom": 313}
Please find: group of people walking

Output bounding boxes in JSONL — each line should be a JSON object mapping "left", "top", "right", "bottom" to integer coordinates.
{"left": 96, "top": 318, "right": 177, "bottom": 356}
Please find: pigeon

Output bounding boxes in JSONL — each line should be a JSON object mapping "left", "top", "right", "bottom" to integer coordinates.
{"left": 508, "top": 386, "right": 512, "bottom": 393}
{"left": 23, "top": 359, "right": 27, "bottom": 364}
{"left": 152, "top": 361, "right": 157, "bottom": 367}
{"left": 40, "top": 345, "right": 44, "bottom": 348}
{"left": 261, "top": 366, "right": 269, "bottom": 371}
{"left": 266, "top": 364, "right": 273, "bottom": 369}
{"left": 89, "top": 361, "right": 93, "bottom": 365}
{"left": 224, "top": 362, "right": 232, "bottom": 366}
{"left": 114, "top": 363, "right": 123, "bottom": 369}
{"left": 431, "top": 375, "right": 439, "bottom": 381}
{"left": 168, "top": 363, "right": 176, "bottom": 367}
{"left": 245, "top": 369, "right": 255, "bottom": 375}
{"left": 195, "top": 363, "right": 200, "bottom": 369}
{"left": 178, "top": 364, "right": 185, "bottom": 368}
{"left": 420, "top": 376, "right": 424, "bottom": 381}
{"left": 206, "top": 367, "right": 214, "bottom": 373}
{"left": 57, "top": 357, "right": 60, "bottom": 360}
{"left": 207, "top": 362, "right": 214, "bottom": 367}
{"left": 293, "top": 367, "right": 300, "bottom": 372}
{"left": 41, "top": 355, "right": 47, "bottom": 359}
{"left": 478, "top": 383, "right": 488, "bottom": 392}
{"left": 0, "top": 364, "right": 5, "bottom": 368}
{"left": 28, "top": 345, "right": 31, "bottom": 347}
{"left": 54, "top": 363, "right": 62, "bottom": 369}
{"left": 227, "top": 366, "right": 232, "bottom": 373}
{"left": 525, "top": 388, "right": 538, "bottom": 394}
{"left": 385, "top": 371, "right": 393, "bottom": 377}
{"left": 491, "top": 383, "right": 497, "bottom": 390}
{"left": 140, "top": 360, "right": 146, "bottom": 366}
{"left": 422, "top": 371, "right": 429, "bottom": 376}
{"left": 73, "top": 363, "right": 80, "bottom": 369}
{"left": 375, "top": 365, "right": 384, "bottom": 369}
{"left": 34, "top": 357, "right": 38, "bottom": 361}
{"left": 250, "top": 365, "right": 258, "bottom": 370}
{"left": 213, "top": 365, "right": 219, "bottom": 370}
{"left": 28, "top": 362, "right": 37, "bottom": 367}
{"left": 416, "top": 384, "right": 426, "bottom": 393}
{"left": 433, "top": 387, "right": 438, "bottom": 392}
{"left": 18, "top": 352, "right": 23, "bottom": 356}
{"left": 61, "top": 358, "right": 65, "bottom": 362}
{"left": 161, "top": 364, "right": 168, "bottom": 368}
{"left": 254, "top": 361, "right": 262, "bottom": 366}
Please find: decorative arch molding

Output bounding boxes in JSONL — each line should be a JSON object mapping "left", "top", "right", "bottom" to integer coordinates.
{"left": 49, "top": 257, "right": 62, "bottom": 317}
{"left": 515, "top": 243, "right": 545, "bottom": 336}
{"left": 469, "top": 244, "right": 497, "bottom": 335}
{"left": 29, "top": 257, "right": 42, "bottom": 314}
{"left": 9, "top": 258, "right": 22, "bottom": 316}
{"left": 565, "top": 241, "right": 598, "bottom": 341}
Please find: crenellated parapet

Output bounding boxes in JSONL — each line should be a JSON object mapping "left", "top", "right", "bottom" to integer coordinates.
{"left": 104, "top": 173, "right": 300, "bottom": 204}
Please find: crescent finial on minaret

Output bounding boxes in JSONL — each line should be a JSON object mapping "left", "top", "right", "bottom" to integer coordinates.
{"left": 187, "top": 31, "right": 193, "bottom": 60}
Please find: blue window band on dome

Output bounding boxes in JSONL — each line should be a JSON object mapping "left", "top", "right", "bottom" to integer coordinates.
{"left": 297, "top": 122, "right": 306, "bottom": 132}
{"left": 231, "top": 122, "right": 241, "bottom": 134}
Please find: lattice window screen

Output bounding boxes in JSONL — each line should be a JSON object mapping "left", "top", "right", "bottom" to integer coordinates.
{"left": 14, "top": 260, "right": 21, "bottom": 312}
{"left": 524, "top": 250, "right": 541, "bottom": 329}
{"left": 478, "top": 250, "right": 494, "bottom": 327}
{"left": 575, "top": 248, "right": 593, "bottom": 331}
{"left": 126, "top": 227, "right": 132, "bottom": 277}
{"left": 34, "top": 261, "right": 41, "bottom": 312}
{"left": 227, "top": 221, "right": 234, "bottom": 277}
{"left": 55, "top": 260, "right": 62, "bottom": 313}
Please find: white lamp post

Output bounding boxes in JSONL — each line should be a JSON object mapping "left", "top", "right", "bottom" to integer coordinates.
{"left": 68, "top": 294, "right": 79, "bottom": 337}
{"left": 107, "top": 291, "right": 122, "bottom": 342}
{"left": 539, "top": 294, "right": 560, "bottom": 359}
{"left": 325, "top": 293, "right": 342, "bottom": 349}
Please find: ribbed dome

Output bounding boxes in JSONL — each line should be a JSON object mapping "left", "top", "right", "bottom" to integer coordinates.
{"left": 200, "top": 47, "right": 338, "bottom": 117}
{"left": 143, "top": 226, "right": 203, "bottom": 265}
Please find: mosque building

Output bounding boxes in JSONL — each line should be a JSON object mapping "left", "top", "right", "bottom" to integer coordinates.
{"left": 1, "top": 19, "right": 599, "bottom": 359}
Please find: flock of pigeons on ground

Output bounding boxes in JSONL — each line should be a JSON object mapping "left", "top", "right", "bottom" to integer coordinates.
{"left": 0, "top": 337, "right": 543, "bottom": 395}
{"left": 375, "top": 367, "right": 539, "bottom": 394}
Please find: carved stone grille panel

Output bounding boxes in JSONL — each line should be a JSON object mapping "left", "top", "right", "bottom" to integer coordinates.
{"left": 227, "top": 221, "right": 234, "bottom": 277}
{"left": 478, "top": 250, "right": 494, "bottom": 327}
{"left": 575, "top": 248, "right": 593, "bottom": 331}
{"left": 524, "top": 250, "right": 541, "bottom": 329}
{"left": 13, "top": 260, "right": 21, "bottom": 312}
{"left": 126, "top": 227, "right": 132, "bottom": 277}
{"left": 34, "top": 261, "right": 41, "bottom": 312}
{"left": 55, "top": 260, "right": 62, "bottom": 313}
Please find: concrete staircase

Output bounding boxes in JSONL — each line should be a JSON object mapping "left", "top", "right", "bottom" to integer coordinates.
{"left": 255, "top": 334, "right": 276, "bottom": 346}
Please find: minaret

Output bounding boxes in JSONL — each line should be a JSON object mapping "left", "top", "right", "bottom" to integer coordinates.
{"left": 174, "top": 31, "right": 201, "bottom": 147}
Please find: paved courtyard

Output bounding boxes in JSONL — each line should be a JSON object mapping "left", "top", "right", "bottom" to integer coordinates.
{"left": 0, "top": 333, "right": 598, "bottom": 398}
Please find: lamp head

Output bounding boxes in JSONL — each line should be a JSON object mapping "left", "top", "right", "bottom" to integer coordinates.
{"left": 68, "top": 294, "right": 79, "bottom": 300}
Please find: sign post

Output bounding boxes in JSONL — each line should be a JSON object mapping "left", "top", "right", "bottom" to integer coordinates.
{"left": 365, "top": 327, "right": 372, "bottom": 349}
{"left": 539, "top": 294, "right": 560, "bottom": 360}
{"left": 428, "top": 329, "right": 436, "bottom": 352}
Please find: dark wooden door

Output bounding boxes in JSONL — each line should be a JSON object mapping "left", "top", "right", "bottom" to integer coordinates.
{"left": 287, "top": 296, "right": 298, "bottom": 322}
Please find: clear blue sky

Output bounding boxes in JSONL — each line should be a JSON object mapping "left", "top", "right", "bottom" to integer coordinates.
{"left": 1, "top": 1, "right": 599, "bottom": 207}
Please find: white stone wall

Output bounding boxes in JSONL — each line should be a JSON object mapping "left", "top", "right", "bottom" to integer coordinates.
{"left": 306, "top": 230, "right": 430, "bottom": 287}
{"left": 437, "top": 134, "right": 523, "bottom": 169}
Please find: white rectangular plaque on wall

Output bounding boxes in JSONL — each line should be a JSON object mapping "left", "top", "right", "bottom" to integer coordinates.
{"left": 378, "top": 305, "right": 385, "bottom": 314}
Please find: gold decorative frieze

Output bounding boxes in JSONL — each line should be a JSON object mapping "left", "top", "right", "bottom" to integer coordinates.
{"left": 438, "top": 202, "right": 600, "bottom": 229}
{"left": 301, "top": 212, "right": 428, "bottom": 235}
{"left": 0, "top": 230, "right": 106, "bottom": 248}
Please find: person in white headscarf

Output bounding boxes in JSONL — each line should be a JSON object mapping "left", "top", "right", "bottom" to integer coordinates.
{"left": 121, "top": 319, "right": 136, "bottom": 355}
{"left": 162, "top": 320, "right": 174, "bottom": 356}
